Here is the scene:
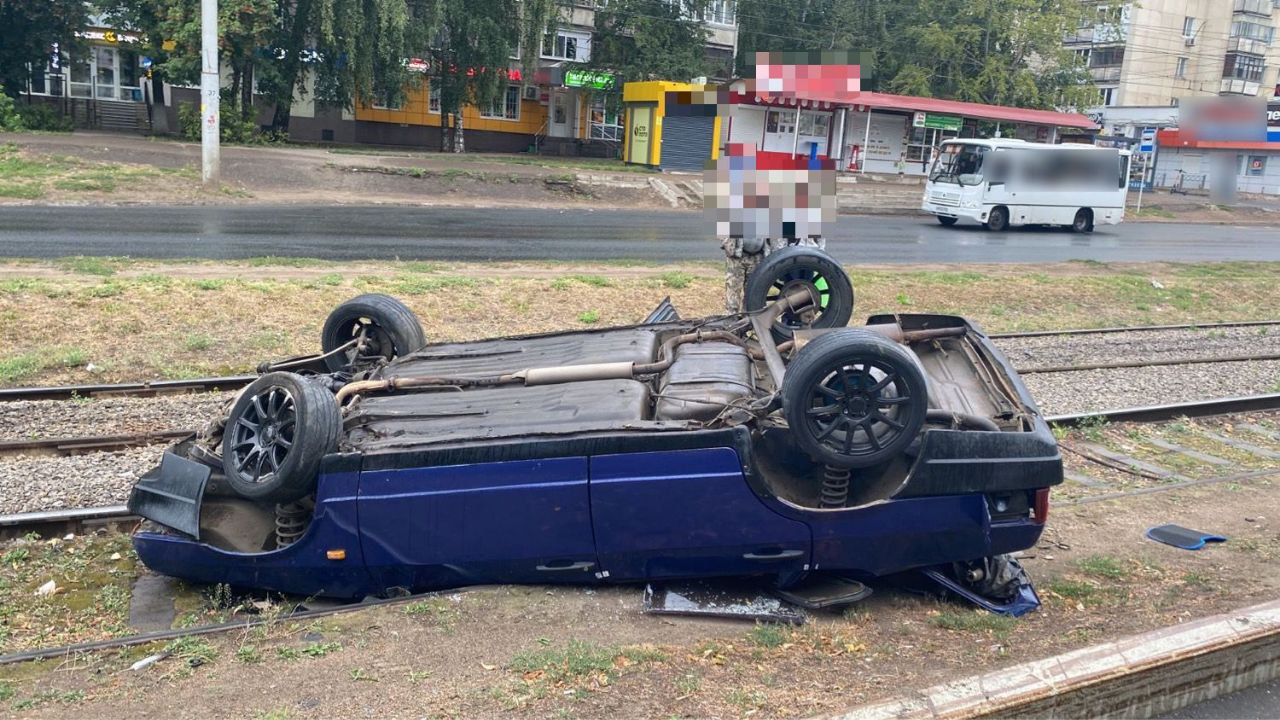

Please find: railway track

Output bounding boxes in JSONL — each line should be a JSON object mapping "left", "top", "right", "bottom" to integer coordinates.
{"left": 0, "top": 320, "right": 1275, "bottom": 404}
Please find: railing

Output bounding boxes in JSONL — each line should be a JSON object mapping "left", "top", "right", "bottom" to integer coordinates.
{"left": 1160, "top": 171, "right": 1207, "bottom": 194}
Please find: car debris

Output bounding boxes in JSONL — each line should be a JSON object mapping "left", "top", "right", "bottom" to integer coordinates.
{"left": 1145, "top": 524, "right": 1228, "bottom": 550}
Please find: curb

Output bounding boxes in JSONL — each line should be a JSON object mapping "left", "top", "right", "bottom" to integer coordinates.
{"left": 821, "top": 599, "right": 1280, "bottom": 719}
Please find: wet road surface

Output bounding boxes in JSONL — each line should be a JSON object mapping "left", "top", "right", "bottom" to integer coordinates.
{"left": 0, "top": 205, "right": 1277, "bottom": 264}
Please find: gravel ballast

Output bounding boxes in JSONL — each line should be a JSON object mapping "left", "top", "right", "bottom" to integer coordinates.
{"left": 0, "top": 445, "right": 165, "bottom": 514}
{"left": 0, "top": 393, "right": 231, "bottom": 442}
{"left": 1022, "top": 359, "right": 1280, "bottom": 416}
{"left": 993, "top": 324, "right": 1280, "bottom": 370}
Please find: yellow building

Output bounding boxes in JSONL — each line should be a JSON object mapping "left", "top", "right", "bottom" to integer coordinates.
{"left": 622, "top": 81, "right": 722, "bottom": 170}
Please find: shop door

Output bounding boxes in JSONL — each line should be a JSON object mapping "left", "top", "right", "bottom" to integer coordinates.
{"left": 660, "top": 114, "right": 716, "bottom": 172}
{"left": 627, "top": 105, "right": 655, "bottom": 164}
{"left": 550, "top": 89, "right": 576, "bottom": 138}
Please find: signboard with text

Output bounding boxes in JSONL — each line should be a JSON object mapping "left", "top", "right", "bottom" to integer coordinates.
{"left": 563, "top": 69, "right": 616, "bottom": 90}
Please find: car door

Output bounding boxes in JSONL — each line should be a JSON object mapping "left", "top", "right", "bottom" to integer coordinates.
{"left": 358, "top": 457, "right": 599, "bottom": 591}
{"left": 589, "top": 447, "right": 810, "bottom": 584}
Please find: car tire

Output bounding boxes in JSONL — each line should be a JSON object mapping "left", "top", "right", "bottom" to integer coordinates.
{"left": 743, "top": 246, "right": 854, "bottom": 341}
{"left": 984, "top": 206, "right": 1009, "bottom": 232}
{"left": 1071, "top": 208, "right": 1093, "bottom": 233}
{"left": 321, "top": 294, "right": 426, "bottom": 372}
{"left": 781, "top": 328, "right": 928, "bottom": 469}
{"left": 222, "top": 372, "right": 342, "bottom": 503}
{"left": 937, "top": 215, "right": 958, "bottom": 226}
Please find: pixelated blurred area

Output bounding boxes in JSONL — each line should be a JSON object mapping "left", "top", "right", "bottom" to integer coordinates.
{"left": 704, "top": 142, "right": 836, "bottom": 245}
{"left": 693, "top": 51, "right": 869, "bottom": 246}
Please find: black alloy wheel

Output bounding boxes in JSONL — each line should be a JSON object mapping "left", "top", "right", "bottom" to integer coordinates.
{"left": 782, "top": 329, "right": 928, "bottom": 468}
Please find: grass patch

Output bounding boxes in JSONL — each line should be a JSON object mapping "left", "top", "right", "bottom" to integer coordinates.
{"left": 577, "top": 310, "right": 600, "bottom": 324}
{"left": 929, "top": 610, "right": 1016, "bottom": 636}
{"left": 403, "top": 597, "right": 461, "bottom": 628}
{"left": 394, "top": 275, "right": 476, "bottom": 295}
{"left": 1078, "top": 554, "right": 1128, "bottom": 580}
{"left": 509, "top": 639, "right": 617, "bottom": 684}
{"left": 747, "top": 623, "right": 790, "bottom": 648}
{"left": 165, "top": 636, "right": 217, "bottom": 667}
{"left": 55, "top": 256, "right": 117, "bottom": 276}
{"left": 183, "top": 333, "right": 215, "bottom": 352}
{"left": 1046, "top": 578, "right": 1099, "bottom": 602}
{"left": 658, "top": 271, "right": 694, "bottom": 289}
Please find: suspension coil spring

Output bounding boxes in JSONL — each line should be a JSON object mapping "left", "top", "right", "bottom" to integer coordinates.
{"left": 819, "top": 464, "right": 851, "bottom": 509}
{"left": 274, "top": 502, "right": 311, "bottom": 548}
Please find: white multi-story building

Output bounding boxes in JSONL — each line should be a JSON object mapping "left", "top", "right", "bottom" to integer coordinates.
{"left": 1067, "top": 0, "right": 1280, "bottom": 139}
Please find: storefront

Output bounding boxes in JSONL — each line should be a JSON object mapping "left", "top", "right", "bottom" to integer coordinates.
{"left": 1154, "top": 127, "right": 1280, "bottom": 196}
{"left": 622, "top": 81, "right": 723, "bottom": 169}
{"left": 21, "top": 26, "right": 146, "bottom": 103}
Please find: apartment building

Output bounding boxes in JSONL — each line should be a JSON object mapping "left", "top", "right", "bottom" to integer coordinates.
{"left": 1066, "top": 0, "right": 1280, "bottom": 138}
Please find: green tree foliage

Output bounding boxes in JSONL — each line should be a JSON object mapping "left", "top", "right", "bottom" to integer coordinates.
{"left": 108, "top": 0, "right": 443, "bottom": 131}
{"left": 591, "top": 0, "right": 712, "bottom": 85}
{"left": 431, "top": 0, "right": 556, "bottom": 151}
{"left": 0, "top": 0, "right": 88, "bottom": 97}
{"left": 735, "top": 0, "right": 1095, "bottom": 110}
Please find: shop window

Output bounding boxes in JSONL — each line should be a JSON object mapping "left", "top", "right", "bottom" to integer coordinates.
{"left": 481, "top": 85, "right": 520, "bottom": 120}
{"left": 1247, "top": 155, "right": 1267, "bottom": 176}
{"left": 428, "top": 86, "right": 440, "bottom": 114}
{"left": 589, "top": 98, "right": 622, "bottom": 140}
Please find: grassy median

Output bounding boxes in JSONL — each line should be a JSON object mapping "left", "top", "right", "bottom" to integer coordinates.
{"left": 0, "top": 257, "right": 1277, "bottom": 386}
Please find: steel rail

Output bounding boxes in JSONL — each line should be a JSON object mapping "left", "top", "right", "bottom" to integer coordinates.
{"left": 0, "top": 505, "right": 137, "bottom": 541}
{"left": 989, "top": 319, "right": 1280, "bottom": 339}
{"left": 1014, "top": 351, "right": 1280, "bottom": 375}
{"left": 0, "top": 430, "right": 192, "bottom": 459}
{"left": 0, "top": 375, "right": 255, "bottom": 402}
{"left": 1044, "top": 393, "right": 1280, "bottom": 428}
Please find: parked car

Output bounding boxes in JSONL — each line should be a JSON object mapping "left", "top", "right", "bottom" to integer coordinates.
{"left": 129, "top": 248, "right": 1061, "bottom": 609}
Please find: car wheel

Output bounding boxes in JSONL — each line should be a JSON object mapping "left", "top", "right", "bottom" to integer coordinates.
{"left": 743, "top": 246, "right": 854, "bottom": 341}
{"left": 984, "top": 206, "right": 1009, "bottom": 232}
{"left": 781, "top": 329, "right": 928, "bottom": 468}
{"left": 321, "top": 294, "right": 426, "bottom": 372}
{"left": 1071, "top": 208, "right": 1093, "bottom": 233}
{"left": 222, "top": 372, "right": 341, "bottom": 503}
{"left": 937, "top": 215, "right": 958, "bottom": 226}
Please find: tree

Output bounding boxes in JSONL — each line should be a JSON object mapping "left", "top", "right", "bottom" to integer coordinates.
{"left": 0, "top": 0, "right": 88, "bottom": 97}
{"left": 431, "top": 0, "right": 554, "bottom": 152}
{"left": 108, "top": 0, "right": 445, "bottom": 133}
{"left": 734, "top": 0, "right": 1095, "bottom": 111}
{"left": 591, "top": 0, "right": 712, "bottom": 85}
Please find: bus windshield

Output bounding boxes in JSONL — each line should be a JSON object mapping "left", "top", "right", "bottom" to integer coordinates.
{"left": 929, "top": 144, "right": 986, "bottom": 185}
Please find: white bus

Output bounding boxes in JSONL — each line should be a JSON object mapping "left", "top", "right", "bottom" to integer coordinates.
{"left": 921, "top": 139, "right": 1131, "bottom": 232}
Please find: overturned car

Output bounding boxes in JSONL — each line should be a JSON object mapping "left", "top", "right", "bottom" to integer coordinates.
{"left": 129, "top": 248, "right": 1062, "bottom": 611}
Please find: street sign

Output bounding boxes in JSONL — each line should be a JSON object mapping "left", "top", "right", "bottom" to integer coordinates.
{"left": 923, "top": 114, "right": 963, "bottom": 132}
{"left": 1139, "top": 128, "right": 1155, "bottom": 153}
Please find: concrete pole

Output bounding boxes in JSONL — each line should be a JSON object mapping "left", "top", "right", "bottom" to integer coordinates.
{"left": 200, "top": 0, "right": 220, "bottom": 186}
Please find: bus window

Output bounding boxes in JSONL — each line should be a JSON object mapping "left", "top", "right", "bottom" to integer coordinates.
{"left": 929, "top": 145, "right": 986, "bottom": 185}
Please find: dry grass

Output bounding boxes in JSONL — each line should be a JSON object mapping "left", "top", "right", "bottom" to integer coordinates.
{"left": 0, "top": 258, "right": 1277, "bottom": 386}
{"left": 0, "top": 144, "right": 203, "bottom": 203}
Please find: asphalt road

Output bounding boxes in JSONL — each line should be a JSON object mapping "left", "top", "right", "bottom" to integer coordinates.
{"left": 1, "top": 205, "right": 1279, "bottom": 263}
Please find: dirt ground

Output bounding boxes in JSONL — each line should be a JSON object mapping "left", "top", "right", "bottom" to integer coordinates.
{"left": 1, "top": 412, "right": 1277, "bottom": 718}
{"left": 0, "top": 133, "right": 668, "bottom": 211}
{"left": 1, "top": 258, "right": 1278, "bottom": 387}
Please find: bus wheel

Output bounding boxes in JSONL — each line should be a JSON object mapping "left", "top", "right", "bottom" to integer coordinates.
{"left": 984, "top": 206, "right": 1009, "bottom": 232}
{"left": 1071, "top": 209, "right": 1094, "bottom": 233}
{"left": 937, "top": 216, "right": 957, "bottom": 226}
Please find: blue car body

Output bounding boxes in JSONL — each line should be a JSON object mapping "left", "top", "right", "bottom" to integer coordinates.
{"left": 132, "top": 313, "right": 1061, "bottom": 600}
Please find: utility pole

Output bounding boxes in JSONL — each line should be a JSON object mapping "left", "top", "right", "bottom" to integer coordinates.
{"left": 200, "top": 0, "right": 220, "bottom": 186}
